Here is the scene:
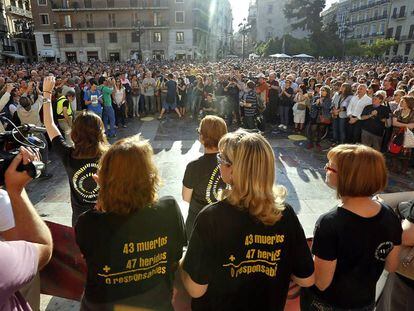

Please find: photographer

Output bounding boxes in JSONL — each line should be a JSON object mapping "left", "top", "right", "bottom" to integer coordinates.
{"left": 0, "top": 83, "right": 16, "bottom": 132}
{"left": 0, "top": 147, "right": 53, "bottom": 310}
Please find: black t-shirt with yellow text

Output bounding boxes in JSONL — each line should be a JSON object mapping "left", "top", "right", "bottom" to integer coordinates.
{"left": 183, "top": 200, "right": 314, "bottom": 311}
{"left": 75, "top": 196, "right": 186, "bottom": 309}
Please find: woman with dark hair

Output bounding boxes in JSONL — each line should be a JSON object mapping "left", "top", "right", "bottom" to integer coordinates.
{"left": 367, "top": 83, "right": 380, "bottom": 97}
{"left": 76, "top": 135, "right": 186, "bottom": 310}
{"left": 307, "top": 86, "right": 333, "bottom": 150}
{"left": 42, "top": 76, "right": 109, "bottom": 226}
{"left": 180, "top": 130, "right": 314, "bottom": 311}
{"left": 331, "top": 83, "right": 354, "bottom": 145}
{"left": 177, "top": 77, "right": 187, "bottom": 117}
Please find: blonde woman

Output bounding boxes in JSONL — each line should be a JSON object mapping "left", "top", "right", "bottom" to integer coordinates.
{"left": 303, "top": 145, "right": 402, "bottom": 310}
{"left": 180, "top": 130, "right": 314, "bottom": 310}
{"left": 75, "top": 135, "right": 186, "bottom": 310}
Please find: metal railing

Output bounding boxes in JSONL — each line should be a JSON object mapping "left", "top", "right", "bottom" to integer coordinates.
{"left": 51, "top": 0, "right": 169, "bottom": 10}
{"left": 54, "top": 20, "right": 169, "bottom": 30}
{"left": 6, "top": 5, "right": 32, "bottom": 18}
{"left": 350, "top": 0, "right": 390, "bottom": 13}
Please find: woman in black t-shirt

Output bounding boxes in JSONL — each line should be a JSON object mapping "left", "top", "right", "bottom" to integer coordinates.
{"left": 42, "top": 76, "right": 109, "bottom": 226}
{"left": 303, "top": 144, "right": 402, "bottom": 311}
{"left": 182, "top": 115, "right": 227, "bottom": 237}
{"left": 180, "top": 130, "right": 314, "bottom": 311}
{"left": 76, "top": 135, "right": 186, "bottom": 310}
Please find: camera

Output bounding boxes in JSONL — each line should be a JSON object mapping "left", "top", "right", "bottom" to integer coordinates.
{"left": 0, "top": 121, "right": 46, "bottom": 186}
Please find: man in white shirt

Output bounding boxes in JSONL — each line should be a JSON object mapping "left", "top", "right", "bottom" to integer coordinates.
{"left": 346, "top": 84, "right": 372, "bottom": 143}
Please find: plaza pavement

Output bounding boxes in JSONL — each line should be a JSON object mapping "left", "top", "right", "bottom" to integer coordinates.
{"left": 25, "top": 115, "right": 414, "bottom": 310}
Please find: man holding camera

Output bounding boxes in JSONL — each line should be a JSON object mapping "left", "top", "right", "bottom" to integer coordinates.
{"left": 0, "top": 147, "right": 53, "bottom": 310}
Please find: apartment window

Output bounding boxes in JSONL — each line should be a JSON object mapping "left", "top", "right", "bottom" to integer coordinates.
{"left": 175, "top": 0, "right": 184, "bottom": 3}
{"left": 130, "top": 0, "right": 138, "bottom": 6}
{"left": 64, "top": 15, "right": 72, "bottom": 28}
{"left": 86, "top": 13, "right": 93, "bottom": 27}
{"left": 131, "top": 31, "right": 139, "bottom": 42}
{"left": 176, "top": 31, "right": 184, "bottom": 43}
{"left": 109, "top": 13, "right": 116, "bottom": 27}
{"left": 379, "top": 22, "right": 385, "bottom": 34}
{"left": 400, "top": 6, "right": 406, "bottom": 17}
{"left": 87, "top": 33, "right": 95, "bottom": 43}
{"left": 154, "top": 12, "right": 161, "bottom": 26}
{"left": 107, "top": 0, "right": 114, "bottom": 8}
{"left": 370, "top": 24, "right": 376, "bottom": 35}
{"left": 37, "top": 0, "right": 47, "bottom": 5}
{"left": 109, "top": 32, "right": 117, "bottom": 43}
{"left": 386, "top": 27, "right": 393, "bottom": 38}
{"left": 43, "top": 34, "right": 51, "bottom": 44}
{"left": 409, "top": 25, "right": 414, "bottom": 39}
{"left": 65, "top": 33, "right": 73, "bottom": 44}
{"left": 268, "top": 4, "right": 273, "bottom": 13}
{"left": 153, "top": 32, "right": 162, "bottom": 42}
{"left": 392, "top": 7, "right": 397, "bottom": 17}
{"left": 84, "top": 0, "right": 92, "bottom": 8}
{"left": 405, "top": 43, "right": 411, "bottom": 55}
{"left": 40, "top": 14, "right": 49, "bottom": 25}
{"left": 395, "top": 25, "right": 402, "bottom": 40}
{"left": 175, "top": 11, "right": 184, "bottom": 23}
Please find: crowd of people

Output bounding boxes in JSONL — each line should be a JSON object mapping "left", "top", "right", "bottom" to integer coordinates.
{"left": 0, "top": 59, "right": 414, "bottom": 311}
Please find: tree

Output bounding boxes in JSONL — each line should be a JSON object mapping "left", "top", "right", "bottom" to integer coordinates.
{"left": 365, "top": 38, "right": 397, "bottom": 58}
{"left": 284, "top": 0, "right": 325, "bottom": 36}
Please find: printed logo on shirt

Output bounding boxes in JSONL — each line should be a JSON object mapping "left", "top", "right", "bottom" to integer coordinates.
{"left": 72, "top": 162, "right": 99, "bottom": 203}
{"left": 205, "top": 165, "right": 225, "bottom": 204}
{"left": 222, "top": 233, "right": 285, "bottom": 278}
{"left": 374, "top": 241, "right": 394, "bottom": 261}
{"left": 97, "top": 236, "right": 168, "bottom": 285}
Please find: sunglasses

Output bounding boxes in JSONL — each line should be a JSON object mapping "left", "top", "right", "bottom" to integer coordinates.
{"left": 324, "top": 163, "right": 337, "bottom": 174}
{"left": 217, "top": 153, "right": 232, "bottom": 166}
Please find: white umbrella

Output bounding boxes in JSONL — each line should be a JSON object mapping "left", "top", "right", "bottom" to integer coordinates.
{"left": 269, "top": 53, "right": 292, "bottom": 58}
{"left": 293, "top": 53, "right": 314, "bottom": 58}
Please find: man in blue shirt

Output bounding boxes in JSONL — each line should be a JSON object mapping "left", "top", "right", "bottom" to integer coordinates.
{"left": 83, "top": 79, "right": 103, "bottom": 117}
{"left": 158, "top": 73, "right": 182, "bottom": 120}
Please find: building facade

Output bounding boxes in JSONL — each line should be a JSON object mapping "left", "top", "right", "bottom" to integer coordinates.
{"left": 385, "top": 0, "right": 414, "bottom": 61}
{"left": 254, "top": 0, "right": 308, "bottom": 43}
{"left": 1, "top": 0, "right": 36, "bottom": 63}
{"left": 32, "top": 0, "right": 232, "bottom": 62}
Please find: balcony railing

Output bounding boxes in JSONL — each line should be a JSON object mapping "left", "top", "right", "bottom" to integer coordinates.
{"left": 391, "top": 13, "right": 406, "bottom": 19}
{"left": 350, "top": 0, "right": 390, "bottom": 13}
{"left": 350, "top": 13, "right": 387, "bottom": 25}
{"left": 3, "top": 45, "right": 15, "bottom": 52}
{"left": 51, "top": 0, "right": 169, "bottom": 11}
{"left": 6, "top": 5, "right": 32, "bottom": 18}
{"left": 53, "top": 20, "right": 169, "bottom": 30}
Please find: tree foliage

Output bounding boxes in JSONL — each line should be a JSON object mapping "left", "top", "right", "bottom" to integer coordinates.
{"left": 364, "top": 38, "right": 397, "bottom": 57}
{"left": 284, "top": 0, "right": 325, "bottom": 36}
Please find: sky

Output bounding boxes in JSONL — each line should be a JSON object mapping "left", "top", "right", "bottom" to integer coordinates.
{"left": 229, "top": 0, "right": 337, "bottom": 32}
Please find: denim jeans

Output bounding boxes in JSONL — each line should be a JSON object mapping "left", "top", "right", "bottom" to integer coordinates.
{"left": 102, "top": 105, "right": 116, "bottom": 136}
{"left": 332, "top": 117, "right": 347, "bottom": 144}
{"left": 279, "top": 105, "right": 290, "bottom": 126}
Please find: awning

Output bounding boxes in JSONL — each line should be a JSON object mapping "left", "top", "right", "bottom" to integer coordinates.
{"left": 1, "top": 52, "right": 25, "bottom": 59}
{"left": 40, "top": 49, "right": 56, "bottom": 58}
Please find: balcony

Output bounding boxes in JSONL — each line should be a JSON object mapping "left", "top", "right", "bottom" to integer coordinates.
{"left": 3, "top": 45, "right": 15, "bottom": 52}
{"left": 350, "top": 0, "right": 390, "bottom": 13}
{"left": 6, "top": 5, "right": 32, "bottom": 19}
{"left": 53, "top": 20, "right": 169, "bottom": 31}
{"left": 50, "top": 0, "right": 169, "bottom": 11}
{"left": 399, "top": 35, "right": 414, "bottom": 42}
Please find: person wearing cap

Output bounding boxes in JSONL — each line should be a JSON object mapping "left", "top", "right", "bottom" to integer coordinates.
{"left": 360, "top": 91, "right": 390, "bottom": 151}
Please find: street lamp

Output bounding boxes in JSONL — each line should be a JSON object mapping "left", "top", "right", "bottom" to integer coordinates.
{"left": 135, "top": 20, "right": 144, "bottom": 61}
{"left": 238, "top": 18, "right": 251, "bottom": 61}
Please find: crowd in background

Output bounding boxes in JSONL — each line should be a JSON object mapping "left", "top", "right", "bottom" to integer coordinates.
{"left": 0, "top": 59, "right": 414, "bottom": 311}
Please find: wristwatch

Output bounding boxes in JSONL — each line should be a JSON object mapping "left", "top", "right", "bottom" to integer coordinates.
{"left": 43, "top": 97, "right": 51, "bottom": 104}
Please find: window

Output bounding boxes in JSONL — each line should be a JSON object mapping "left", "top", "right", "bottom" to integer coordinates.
{"left": 109, "top": 13, "right": 116, "bottom": 27}
{"left": 43, "top": 34, "right": 51, "bottom": 44}
{"left": 109, "top": 32, "right": 117, "bottom": 43}
{"left": 84, "top": 0, "right": 91, "bottom": 8}
{"left": 130, "top": 0, "right": 138, "bottom": 6}
{"left": 176, "top": 31, "right": 184, "bottom": 43}
{"left": 131, "top": 31, "right": 140, "bottom": 42}
{"left": 40, "top": 14, "right": 49, "bottom": 25}
{"left": 38, "top": 0, "right": 47, "bottom": 5}
{"left": 386, "top": 27, "right": 393, "bottom": 38}
{"left": 153, "top": 32, "right": 162, "bottom": 42}
{"left": 86, "top": 13, "right": 93, "bottom": 27}
{"left": 175, "top": 11, "right": 184, "bottom": 23}
{"left": 175, "top": 0, "right": 184, "bottom": 3}
{"left": 64, "top": 15, "right": 72, "bottom": 28}
{"left": 400, "top": 6, "right": 406, "bottom": 18}
{"left": 392, "top": 7, "right": 397, "bottom": 18}
{"left": 409, "top": 25, "right": 414, "bottom": 39}
{"left": 65, "top": 33, "right": 73, "bottom": 44}
{"left": 405, "top": 43, "right": 411, "bottom": 55}
{"left": 107, "top": 0, "right": 114, "bottom": 8}
{"left": 87, "top": 33, "right": 95, "bottom": 43}
{"left": 370, "top": 24, "right": 376, "bottom": 35}
{"left": 154, "top": 12, "right": 161, "bottom": 26}
{"left": 379, "top": 22, "right": 385, "bottom": 34}
{"left": 268, "top": 4, "right": 273, "bottom": 13}
{"left": 395, "top": 25, "right": 402, "bottom": 40}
